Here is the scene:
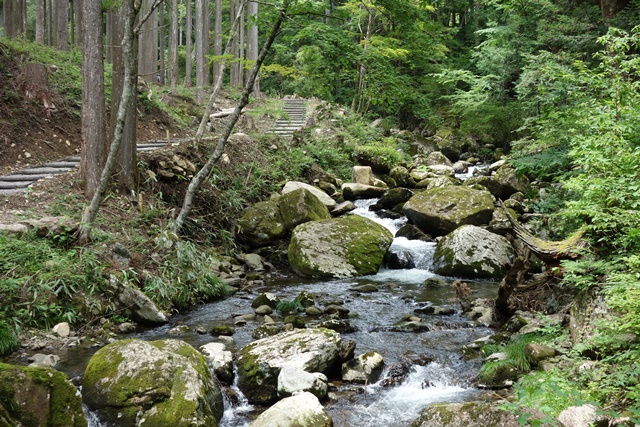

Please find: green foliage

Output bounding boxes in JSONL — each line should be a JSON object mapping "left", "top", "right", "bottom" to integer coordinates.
{"left": 480, "top": 333, "right": 539, "bottom": 379}
{"left": 509, "top": 370, "right": 593, "bottom": 417}
{"left": 0, "top": 233, "right": 107, "bottom": 330}
{"left": 142, "top": 231, "right": 229, "bottom": 310}
{"left": 276, "top": 300, "right": 302, "bottom": 315}
{"left": 0, "top": 320, "right": 18, "bottom": 356}
{"left": 354, "top": 138, "right": 410, "bottom": 172}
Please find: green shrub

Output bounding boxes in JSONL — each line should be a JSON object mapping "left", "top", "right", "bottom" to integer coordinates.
{"left": 276, "top": 300, "right": 302, "bottom": 315}
{"left": 0, "top": 321, "right": 18, "bottom": 356}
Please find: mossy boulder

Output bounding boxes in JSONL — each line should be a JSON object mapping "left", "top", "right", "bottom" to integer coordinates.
{"left": 83, "top": 339, "right": 223, "bottom": 427}
{"left": 464, "top": 176, "right": 503, "bottom": 198}
{"left": 433, "top": 225, "right": 514, "bottom": 279}
{"left": 494, "top": 165, "right": 530, "bottom": 198}
{"left": 0, "top": 362, "right": 86, "bottom": 427}
{"left": 389, "top": 166, "right": 416, "bottom": 188}
{"left": 403, "top": 186, "right": 495, "bottom": 237}
{"left": 236, "top": 328, "right": 342, "bottom": 404}
{"left": 341, "top": 351, "right": 385, "bottom": 384}
{"left": 282, "top": 181, "right": 337, "bottom": 210}
{"left": 411, "top": 401, "right": 560, "bottom": 427}
{"left": 237, "top": 200, "right": 286, "bottom": 246}
{"left": 377, "top": 187, "right": 414, "bottom": 209}
{"left": 341, "top": 183, "right": 387, "bottom": 200}
{"left": 279, "top": 188, "right": 332, "bottom": 231}
{"left": 288, "top": 215, "right": 393, "bottom": 279}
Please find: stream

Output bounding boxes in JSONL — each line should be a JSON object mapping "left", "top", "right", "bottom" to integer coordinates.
{"left": 32, "top": 176, "right": 499, "bottom": 426}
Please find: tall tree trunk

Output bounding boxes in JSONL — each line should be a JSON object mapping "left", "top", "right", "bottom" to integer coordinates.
{"left": 74, "top": 0, "right": 83, "bottom": 46}
{"left": 185, "top": 0, "right": 192, "bottom": 86}
{"left": 110, "top": 2, "right": 138, "bottom": 191}
{"left": 159, "top": 2, "right": 165, "bottom": 85}
{"left": 238, "top": 5, "right": 244, "bottom": 87}
{"left": 4, "top": 0, "right": 25, "bottom": 38}
{"left": 174, "top": 0, "right": 289, "bottom": 232}
{"left": 600, "top": 0, "right": 629, "bottom": 18}
{"left": 51, "top": 0, "right": 58, "bottom": 46}
{"left": 139, "top": 0, "right": 158, "bottom": 84}
{"left": 203, "top": 0, "right": 210, "bottom": 85}
{"left": 36, "top": 0, "right": 46, "bottom": 43}
{"left": 78, "top": 0, "right": 162, "bottom": 243}
{"left": 246, "top": 0, "right": 258, "bottom": 96}
{"left": 229, "top": 0, "right": 239, "bottom": 87}
{"left": 81, "top": 0, "right": 106, "bottom": 199}
{"left": 47, "top": 0, "right": 54, "bottom": 45}
{"left": 169, "top": 0, "right": 179, "bottom": 87}
{"left": 195, "top": 0, "right": 205, "bottom": 97}
{"left": 213, "top": 0, "right": 222, "bottom": 84}
{"left": 56, "top": 0, "right": 69, "bottom": 47}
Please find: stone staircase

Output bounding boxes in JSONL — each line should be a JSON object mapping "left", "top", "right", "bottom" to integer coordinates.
{"left": 0, "top": 142, "right": 168, "bottom": 195}
{"left": 271, "top": 98, "right": 307, "bottom": 137}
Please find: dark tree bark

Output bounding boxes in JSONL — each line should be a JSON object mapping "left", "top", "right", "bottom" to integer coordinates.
{"left": 57, "top": 0, "right": 69, "bottom": 50}
{"left": 36, "top": 0, "right": 46, "bottom": 43}
{"left": 600, "top": 0, "right": 630, "bottom": 18}
{"left": 159, "top": 1, "right": 165, "bottom": 85}
{"left": 195, "top": 0, "right": 205, "bottom": 94}
{"left": 81, "top": 0, "right": 106, "bottom": 199}
{"left": 185, "top": 0, "right": 192, "bottom": 86}
{"left": 169, "top": 0, "right": 179, "bottom": 87}
{"left": 246, "top": 0, "right": 258, "bottom": 96}
{"left": 174, "top": 0, "right": 290, "bottom": 231}
{"left": 139, "top": 0, "right": 158, "bottom": 84}
{"left": 213, "top": 0, "right": 222, "bottom": 83}
{"left": 74, "top": 0, "right": 83, "bottom": 46}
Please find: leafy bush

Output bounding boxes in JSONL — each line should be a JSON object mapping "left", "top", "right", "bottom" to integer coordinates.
{"left": 276, "top": 300, "right": 302, "bottom": 315}
{"left": 0, "top": 320, "right": 18, "bottom": 356}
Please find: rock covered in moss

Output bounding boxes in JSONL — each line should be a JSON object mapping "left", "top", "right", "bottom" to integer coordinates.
{"left": 249, "top": 392, "right": 333, "bottom": 427}
{"left": 237, "top": 199, "right": 287, "bottom": 246}
{"left": 282, "top": 181, "right": 337, "bottom": 210}
{"left": 277, "top": 366, "right": 328, "bottom": 399}
{"left": 464, "top": 176, "right": 503, "bottom": 198}
{"left": 403, "top": 186, "right": 495, "bottom": 237}
{"left": 341, "top": 183, "right": 387, "bottom": 200}
{"left": 288, "top": 215, "right": 393, "bottom": 279}
{"left": 83, "top": 339, "right": 223, "bottom": 427}
{"left": 0, "top": 362, "right": 86, "bottom": 427}
{"left": 377, "top": 187, "right": 414, "bottom": 209}
{"left": 279, "top": 188, "right": 331, "bottom": 231}
{"left": 236, "top": 328, "right": 342, "bottom": 404}
{"left": 494, "top": 165, "right": 530, "bottom": 198}
{"left": 411, "top": 401, "right": 560, "bottom": 427}
{"left": 432, "top": 225, "right": 514, "bottom": 279}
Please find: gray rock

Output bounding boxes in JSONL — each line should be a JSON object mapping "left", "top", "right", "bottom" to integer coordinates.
{"left": 239, "top": 253, "right": 265, "bottom": 271}
{"left": 464, "top": 298, "right": 495, "bottom": 326}
{"left": 352, "top": 166, "right": 374, "bottom": 185}
{"left": 255, "top": 305, "right": 274, "bottom": 315}
{"left": 288, "top": 215, "right": 393, "bottom": 279}
{"left": 341, "top": 182, "right": 387, "bottom": 200}
{"left": 200, "top": 342, "right": 234, "bottom": 384}
{"left": 411, "top": 401, "right": 559, "bottom": 427}
{"left": 237, "top": 199, "right": 286, "bottom": 246}
{"left": 252, "top": 292, "right": 281, "bottom": 309}
{"left": 83, "top": 339, "right": 223, "bottom": 427}
{"left": 341, "top": 351, "right": 385, "bottom": 384}
{"left": 433, "top": 225, "right": 514, "bottom": 279}
{"left": 249, "top": 392, "right": 333, "bottom": 427}
{"left": 278, "top": 187, "right": 332, "bottom": 231}
{"left": 237, "top": 328, "right": 342, "bottom": 403}
{"left": 524, "top": 342, "right": 556, "bottom": 366}
{"left": 494, "top": 165, "right": 530, "bottom": 198}
{"left": 557, "top": 404, "right": 607, "bottom": 427}
{"left": 427, "top": 151, "right": 452, "bottom": 166}
{"left": 282, "top": 181, "right": 337, "bottom": 210}
{"left": 377, "top": 187, "right": 414, "bottom": 209}
{"left": 111, "top": 276, "right": 168, "bottom": 326}
{"left": 28, "top": 353, "right": 60, "bottom": 368}
{"left": 52, "top": 322, "right": 70, "bottom": 338}
{"left": 277, "top": 365, "right": 328, "bottom": 399}
{"left": 331, "top": 200, "right": 357, "bottom": 216}
{"left": 464, "top": 176, "right": 503, "bottom": 198}
{"left": 389, "top": 166, "right": 415, "bottom": 188}
{"left": 403, "top": 186, "right": 494, "bottom": 236}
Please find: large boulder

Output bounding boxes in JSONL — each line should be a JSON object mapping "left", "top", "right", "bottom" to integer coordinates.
{"left": 432, "top": 225, "right": 514, "bottom": 279}
{"left": 464, "top": 176, "right": 503, "bottom": 198}
{"left": 411, "top": 401, "right": 559, "bottom": 427}
{"left": 282, "top": 181, "right": 337, "bottom": 210}
{"left": 236, "top": 328, "right": 342, "bottom": 404}
{"left": 288, "top": 215, "right": 393, "bottom": 279}
{"left": 341, "top": 183, "right": 387, "bottom": 200}
{"left": 111, "top": 276, "right": 168, "bottom": 325}
{"left": 278, "top": 188, "right": 331, "bottom": 231}
{"left": 403, "top": 186, "right": 495, "bottom": 236}
{"left": 352, "top": 166, "right": 374, "bottom": 185}
{"left": 83, "top": 339, "right": 223, "bottom": 427}
{"left": 249, "top": 392, "right": 333, "bottom": 427}
{"left": 377, "top": 187, "right": 414, "bottom": 209}
{"left": 494, "top": 165, "right": 530, "bottom": 198}
{"left": 341, "top": 351, "right": 385, "bottom": 384}
{"left": 200, "top": 342, "right": 234, "bottom": 384}
{"left": 237, "top": 199, "right": 286, "bottom": 246}
{"left": 0, "top": 362, "right": 86, "bottom": 427}
{"left": 277, "top": 366, "right": 328, "bottom": 399}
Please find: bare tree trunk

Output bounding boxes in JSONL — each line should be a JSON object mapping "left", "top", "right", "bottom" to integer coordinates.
{"left": 185, "top": 0, "right": 192, "bottom": 86}
{"left": 238, "top": 5, "right": 244, "bottom": 87}
{"left": 169, "top": 0, "right": 179, "bottom": 87}
{"left": 229, "top": 0, "right": 239, "bottom": 87}
{"left": 213, "top": 0, "right": 222, "bottom": 83}
{"left": 36, "top": 0, "right": 46, "bottom": 43}
{"left": 139, "top": 0, "right": 158, "bottom": 84}
{"left": 74, "top": 0, "right": 83, "bottom": 46}
{"left": 21, "top": 0, "right": 27, "bottom": 35}
{"left": 174, "top": 0, "right": 289, "bottom": 232}
{"left": 246, "top": 0, "right": 258, "bottom": 96}
{"left": 81, "top": 0, "right": 106, "bottom": 199}
{"left": 4, "top": 0, "right": 25, "bottom": 38}
{"left": 57, "top": 0, "right": 69, "bottom": 50}
{"left": 78, "top": 0, "right": 163, "bottom": 243}
{"left": 47, "top": 0, "right": 54, "bottom": 45}
{"left": 110, "top": 2, "right": 138, "bottom": 191}
{"left": 195, "top": 0, "right": 205, "bottom": 98}
{"left": 159, "top": 2, "right": 165, "bottom": 85}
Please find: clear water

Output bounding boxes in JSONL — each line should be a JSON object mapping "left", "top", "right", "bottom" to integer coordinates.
{"left": 33, "top": 197, "right": 498, "bottom": 427}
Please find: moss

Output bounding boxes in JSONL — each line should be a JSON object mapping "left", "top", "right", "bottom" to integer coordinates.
{"left": 0, "top": 362, "right": 86, "bottom": 427}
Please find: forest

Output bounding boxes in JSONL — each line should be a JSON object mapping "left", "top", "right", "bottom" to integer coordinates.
{"left": 1, "top": 0, "right": 640, "bottom": 425}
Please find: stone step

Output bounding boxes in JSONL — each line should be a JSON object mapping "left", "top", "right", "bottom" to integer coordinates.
{"left": 136, "top": 143, "right": 168, "bottom": 149}
{"left": 18, "top": 167, "right": 74, "bottom": 175}
{"left": 0, "top": 174, "right": 51, "bottom": 182}
{"left": 0, "top": 181, "right": 34, "bottom": 189}
{"left": 40, "top": 161, "right": 79, "bottom": 168}
{"left": 64, "top": 156, "right": 81, "bottom": 162}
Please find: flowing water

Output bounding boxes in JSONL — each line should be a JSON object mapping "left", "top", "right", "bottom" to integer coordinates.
{"left": 18, "top": 191, "right": 498, "bottom": 426}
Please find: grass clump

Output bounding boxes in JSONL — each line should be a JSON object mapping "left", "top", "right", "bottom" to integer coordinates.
{"left": 276, "top": 300, "right": 302, "bottom": 315}
{"left": 0, "top": 321, "right": 18, "bottom": 356}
